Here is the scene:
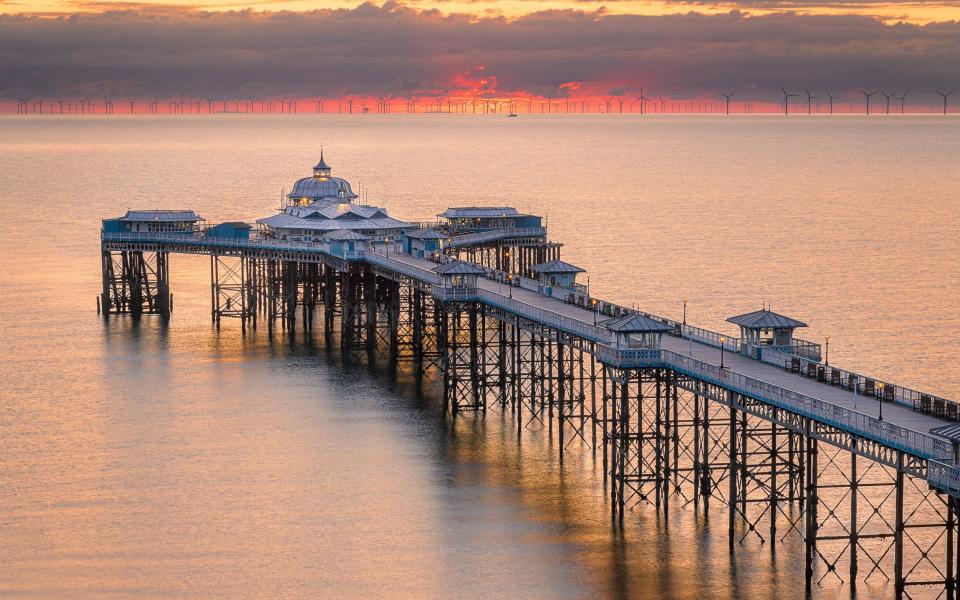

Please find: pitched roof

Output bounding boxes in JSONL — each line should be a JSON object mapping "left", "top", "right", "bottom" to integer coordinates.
{"left": 530, "top": 260, "right": 585, "bottom": 274}
{"left": 931, "top": 423, "right": 960, "bottom": 443}
{"left": 121, "top": 210, "right": 201, "bottom": 222}
{"left": 434, "top": 261, "right": 487, "bottom": 275}
{"left": 439, "top": 207, "right": 523, "bottom": 219}
{"left": 325, "top": 229, "right": 370, "bottom": 241}
{"left": 404, "top": 228, "right": 448, "bottom": 240}
{"left": 215, "top": 221, "right": 251, "bottom": 229}
{"left": 602, "top": 313, "right": 675, "bottom": 333}
{"left": 727, "top": 309, "right": 808, "bottom": 329}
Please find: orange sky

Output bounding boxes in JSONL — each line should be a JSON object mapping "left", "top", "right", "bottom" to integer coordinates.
{"left": 5, "top": 0, "right": 960, "bottom": 23}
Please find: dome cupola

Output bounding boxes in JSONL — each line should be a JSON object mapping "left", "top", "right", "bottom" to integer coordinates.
{"left": 287, "top": 152, "right": 358, "bottom": 206}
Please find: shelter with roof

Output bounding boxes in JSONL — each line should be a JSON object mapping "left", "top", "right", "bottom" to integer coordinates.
{"left": 402, "top": 228, "right": 448, "bottom": 258}
{"left": 531, "top": 260, "right": 584, "bottom": 289}
{"left": 438, "top": 207, "right": 542, "bottom": 234}
{"left": 602, "top": 313, "right": 675, "bottom": 349}
{"left": 257, "top": 155, "right": 413, "bottom": 242}
{"left": 727, "top": 309, "right": 808, "bottom": 352}
{"left": 326, "top": 229, "right": 370, "bottom": 258}
{"left": 434, "top": 260, "right": 487, "bottom": 288}
{"left": 102, "top": 210, "right": 203, "bottom": 234}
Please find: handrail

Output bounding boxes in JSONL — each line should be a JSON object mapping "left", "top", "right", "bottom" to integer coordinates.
{"left": 663, "top": 350, "right": 953, "bottom": 462}
{"left": 102, "top": 231, "right": 332, "bottom": 254}
{"left": 447, "top": 227, "right": 547, "bottom": 247}
{"left": 477, "top": 289, "right": 614, "bottom": 344}
{"left": 681, "top": 323, "right": 742, "bottom": 352}
{"left": 366, "top": 252, "right": 440, "bottom": 284}
{"left": 760, "top": 347, "right": 960, "bottom": 421}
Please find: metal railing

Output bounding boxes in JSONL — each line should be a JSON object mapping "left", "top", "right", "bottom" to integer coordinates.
{"left": 759, "top": 347, "right": 960, "bottom": 421}
{"left": 102, "top": 231, "right": 332, "bottom": 254}
{"left": 366, "top": 252, "right": 440, "bottom": 284}
{"left": 595, "top": 346, "right": 665, "bottom": 367}
{"left": 477, "top": 289, "right": 614, "bottom": 344}
{"left": 447, "top": 227, "right": 547, "bottom": 247}
{"left": 681, "top": 323, "right": 742, "bottom": 353}
{"left": 928, "top": 461, "right": 960, "bottom": 496}
{"left": 664, "top": 350, "right": 954, "bottom": 462}
{"left": 432, "top": 286, "right": 478, "bottom": 301}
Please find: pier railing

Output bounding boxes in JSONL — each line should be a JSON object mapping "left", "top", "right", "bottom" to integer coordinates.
{"left": 681, "top": 323, "right": 742, "bottom": 353}
{"left": 447, "top": 227, "right": 547, "bottom": 247}
{"left": 759, "top": 347, "right": 959, "bottom": 422}
{"left": 928, "top": 461, "right": 960, "bottom": 496}
{"left": 101, "top": 231, "right": 333, "bottom": 254}
{"left": 366, "top": 252, "right": 440, "bottom": 284}
{"left": 477, "top": 289, "right": 614, "bottom": 344}
{"left": 664, "top": 350, "right": 954, "bottom": 462}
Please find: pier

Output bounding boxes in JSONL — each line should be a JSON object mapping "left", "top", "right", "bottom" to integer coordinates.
{"left": 100, "top": 158, "right": 960, "bottom": 598}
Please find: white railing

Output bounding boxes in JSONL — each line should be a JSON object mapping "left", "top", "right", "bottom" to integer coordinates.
{"left": 477, "top": 289, "right": 614, "bottom": 344}
{"left": 664, "top": 350, "right": 953, "bottom": 461}
{"left": 432, "top": 286, "right": 478, "bottom": 301}
{"left": 102, "top": 231, "right": 332, "bottom": 254}
{"left": 928, "top": 461, "right": 960, "bottom": 496}
{"left": 681, "top": 323, "right": 741, "bottom": 352}
{"left": 760, "top": 347, "right": 959, "bottom": 421}
{"left": 447, "top": 227, "right": 547, "bottom": 247}
{"left": 366, "top": 252, "right": 440, "bottom": 284}
{"left": 595, "top": 346, "right": 664, "bottom": 367}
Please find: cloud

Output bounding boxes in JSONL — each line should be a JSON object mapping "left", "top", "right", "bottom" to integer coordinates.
{"left": 0, "top": 2, "right": 958, "bottom": 100}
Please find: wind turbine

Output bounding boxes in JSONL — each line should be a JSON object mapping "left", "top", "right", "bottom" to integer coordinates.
{"left": 804, "top": 89, "right": 818, "bottom": 115}
{"left": 895, "top": 91, "right": 908, "bottom": 115}
{"left": 859, "top": 89, "right": 877, "bottom": 115}
{"left": 720, "top": 90, "right": 736, "bottom": 115}
{"left": 638, "top": 87, "right": 650, "bottom": 115}
{"left": 824, "top": 90, "right": 835, "bottom": 114}
{"left": 936, "top": 89, "right": 955, "bottom": 115}
{"left": 780, "top": 86, "right": 798, "bottom": 116}
{"left": 880, "top": 91, "right": 893, "bottom": 115}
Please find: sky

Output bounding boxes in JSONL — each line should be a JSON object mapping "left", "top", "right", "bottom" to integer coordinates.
{"left": 1, "top": 0, "right": 958, "bottom": 103}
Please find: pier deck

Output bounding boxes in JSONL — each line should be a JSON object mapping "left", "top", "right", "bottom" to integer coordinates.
{"left": 382, "top": 249, "right": 949, "bottom": 436}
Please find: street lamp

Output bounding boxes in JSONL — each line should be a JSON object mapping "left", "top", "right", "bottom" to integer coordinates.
{"left": 682, "top": 296, "right": 687, "bottom": 325}
{"left": 507, "top": 273, "right": 513, "bottom": 299}
{"left": 592, "top": 298, "right": 598, "bottom": 325}
{"left": 878, "top": 382, "right": 884, "bottom": 421}
{"left": 719, "top": 336, "right": 726, "bottom": 369}
{"left": 824, "top": 335, "right": 830, "bottom": 366}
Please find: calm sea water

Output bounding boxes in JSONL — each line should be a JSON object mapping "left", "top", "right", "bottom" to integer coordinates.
{"left": 1, "top": 115, "right": 958, "bottom": 599}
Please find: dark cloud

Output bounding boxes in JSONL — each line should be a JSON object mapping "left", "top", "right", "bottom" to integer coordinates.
{"left": 0, "top": 2, "right": 958, "bottom": 100}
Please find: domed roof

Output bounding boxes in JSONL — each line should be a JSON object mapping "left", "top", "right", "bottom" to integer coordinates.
{"left": 287, "top": 154, "right": 358, "bottom": 202}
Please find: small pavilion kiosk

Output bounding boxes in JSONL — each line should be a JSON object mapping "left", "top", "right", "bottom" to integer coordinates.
{"left": 530, "top": 260, "right": 585, "bottom": 298}
{"left": 603, "top": 313, "right": 674, "bottom": 350}
{"left": 432, "top": 260, "right": 487, "bottom": 301}
{"left": 727, "top": 309, "right": 809, "bottom": 359}
{"left": 402, "top": 229, "right": 448, "bottom": 259}
{"left": 326, "top": 229, "right": 370, "bottom": 259}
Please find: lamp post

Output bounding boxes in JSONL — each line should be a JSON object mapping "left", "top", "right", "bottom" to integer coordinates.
{"left": 592, "top": 298, "right": 598, "bottom": 326}
{"left": 682, "top": 296, "right": 687, "bottom": 325}
{"left": 507, "top": 273, "right": 513, "bottom": 299}
{"left": 825, "top": 335, "right": 830, "bottom": 366}
{"left": 719, "top": 336, "right": 726, "bottom": 369}
{"left": 878, "top": 382, "right": 884, "bottom": 421}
